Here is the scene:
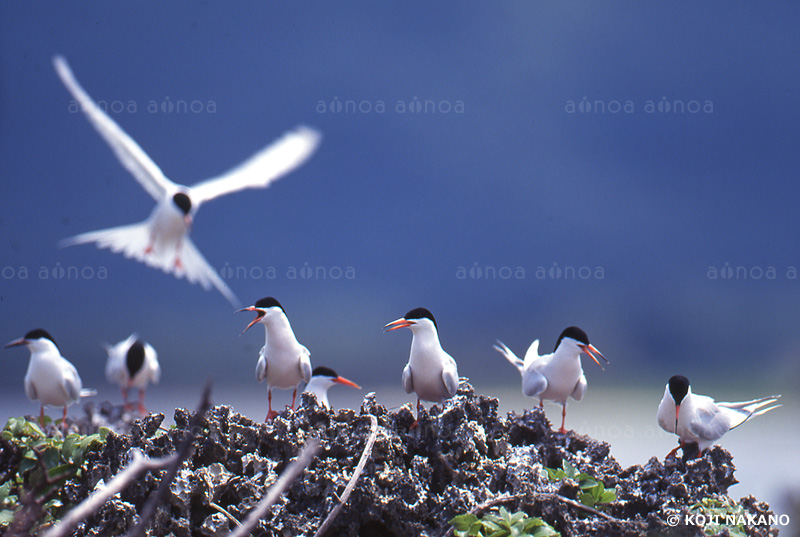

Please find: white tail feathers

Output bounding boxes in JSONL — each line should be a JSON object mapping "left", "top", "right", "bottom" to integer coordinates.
{"left": 493, "top": 340, "right": 524, "bottom": 373}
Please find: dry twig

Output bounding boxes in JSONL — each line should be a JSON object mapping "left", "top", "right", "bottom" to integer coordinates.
{"left": 227, "top": 439, "right": 321, "bottom": 537}
{"left": 313, "top": 414, "right": 379, "bottom": 537}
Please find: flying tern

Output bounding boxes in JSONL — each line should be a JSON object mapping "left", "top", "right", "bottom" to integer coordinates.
{"left": 5, "top": 329, "right": 95, "bottom": 433}
{"left": 54, "top": 56, "right": 322, "bottom": 306}
{"left": 303, "top": 366, "right": 361, "bottom": 410}
{"left": 385, "top": 307, "right": 459, "bottom": 427}
{"left": 238, "top": 297, "right": 312, "bottom": 421}
{"left": 657, "top": 375, "right": 781, "bottom": 458}
{"left": 494, "top": 326, "right": 607, "bottom": 433}
{"left": 104, "top": 334, "right": 160, "bottom": 415}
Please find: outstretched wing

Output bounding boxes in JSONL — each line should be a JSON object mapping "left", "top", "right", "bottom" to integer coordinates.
{"left": 190, "top": 126, "right": 321, "bottom": 205}
{"left": 493, "top": 340, "right": 524, "bottom": 373}
{"left": 53, "top": 56, "right": 176, "bottom": 201}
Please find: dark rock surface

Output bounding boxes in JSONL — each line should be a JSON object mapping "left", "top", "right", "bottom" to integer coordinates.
{"left": 44, "top": 385, "right": 779, "bottom": 536}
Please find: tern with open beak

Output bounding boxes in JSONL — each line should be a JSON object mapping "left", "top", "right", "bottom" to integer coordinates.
{"left": 494, "top": 326, "right": 607, "bottom": 433}
{"left": 385, "top": 307, "right": 459, "bottom": 427}
{"left": 238, "top": 297, "right": 312, "bottom": 421}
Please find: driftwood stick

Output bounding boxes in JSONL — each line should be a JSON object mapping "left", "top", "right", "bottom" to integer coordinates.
{"left": 126, "top": 380, "right": 213, "bottom": 537}
{"left": 227, "top": 439, "right": 320, "bottom": 537}
{"left": 313, "top": 414, "right": 379, "bottom": 537}
{"left": 41, "top": 450, "right": 178, "bottom": 537}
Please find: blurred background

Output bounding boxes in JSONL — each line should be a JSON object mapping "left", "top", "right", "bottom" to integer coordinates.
{"left": 1, "top": 2, "right": 798, "bottom": 532}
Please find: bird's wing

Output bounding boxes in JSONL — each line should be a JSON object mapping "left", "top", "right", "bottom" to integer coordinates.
{"left": 441, "top": 355, "right": 459, "bottom": 398}
{"left": 255, "top": 354, "right": 268, "bottom": 382}
{"left": 718, "top": 395, "right": 782, "bottom": 430}
{"left": 52, "top": 56, "right": 175, "bottom": 201}
{"left": 656, "top": 389, "right": 676, "bottom": 433}
{"left": 570, "top": 373, "right": 588, "bottom": 402}
{"left": 522, "top": 369, "right": 547, "bottom": 398}
{"left": 298, "top": 347, "right": 312, "bottom": 383}
{"left": 401, "top": 363, "right": 414, "bottom": 394}
{"left": 24, "top": 376, "right": 38, "bottom": 402}
{"left": 61, "top": 362, "right": 82, "bottom": 403}
{"left": 161, "top": 235, "right": 240, "bottom": 307}
{"left": 688, "top": 404, "right": 732, "bottom": 443}
{"left": 104, "top": 342, "right": 126, "bottom": 385}
{"left": 148, "top": 345, "right": 161, "bottom": 384}
{"left": 492, "top": 340, "right": 523, "bottom": 373}
{"left": 189, "top": 126, "right": 321, "bottom": 205}
{"left": 523, "top": 339, "right": 541, "bottom": 367}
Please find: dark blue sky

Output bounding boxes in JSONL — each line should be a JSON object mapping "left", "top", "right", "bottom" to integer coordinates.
{"left": 1, "top": 2, "right": 799, "bottom": 403}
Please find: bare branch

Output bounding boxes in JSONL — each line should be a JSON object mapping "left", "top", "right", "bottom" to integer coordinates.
{"left": 313, "top": 414, "right": 378, "bottom": 537}
{"left": 227, "top": 439, "right": 320, "bottom": 537}
{"left": 126, "top": 379, "right": 213, "bottom": 537}
{"left": 41, "top": 450, "right": 179, "bottom": 537}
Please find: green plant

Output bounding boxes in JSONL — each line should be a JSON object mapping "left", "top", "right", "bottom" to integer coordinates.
{"left": 449, "top": 506, "right": 559, "bottom": 537}
{"left": 0, "top": 417, "right": 110, "bottom": 529}
{"left": 542, "top": 460, "right": 616, "bottom": 509}
{"left": 688, "top": 498, "right": 748, "bottom": 537}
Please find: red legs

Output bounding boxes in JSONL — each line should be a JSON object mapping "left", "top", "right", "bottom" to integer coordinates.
{"left": 558, "top": 405, "right": 568, "bottom": 434}
{"left": 266, "top": 389, "right": 278, "bottom": 422}
{"left": 290, "top": 387, "right": 298, "bottom": 410}
{"left": 539, "top": 399, "right": 544, "bottom": 409}
{"left": 173, "top": 237, "right": 184, "bottom": 270}
{"left": 137, "top": 389, "right": 147, "bottom": 415}
{"left": 39, "top": 405, "right": 46, "bottom": 429}
{"left": 61, "top": 405, "right": 69, "bottom": 435}
{"left": 410, "top": 398, "right": 422, "bottom": 429}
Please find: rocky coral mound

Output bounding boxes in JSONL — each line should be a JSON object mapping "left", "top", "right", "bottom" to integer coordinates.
{"left": 33, "top": 385, "right": 781, "bottom": 536}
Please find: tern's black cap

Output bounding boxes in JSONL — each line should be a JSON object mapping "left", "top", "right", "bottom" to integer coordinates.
{"left": 24, "top": 329, "right": 58, "bottom": 349}
{"left": 172, "top": 193, "right": 192, "bottom": 215}
{"left": 126, "top": 340, "right": 145, "bottom": 377}
{"left": 312, "top": 366, "right": 339, "bottom": 378}
{"left": 554, "top": 326, "right": 589, "bottom": 352}
{"left": 404, "top": 307, "right": 437, "bottom": 330}
{"left": 254, "top": 297, "right": 285, "bottom": 312}
{"left": 668, "top": 375, "right": 690, "bottom": 405}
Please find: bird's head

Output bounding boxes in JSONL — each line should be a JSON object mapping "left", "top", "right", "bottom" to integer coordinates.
{"left": 172, "top": 192, "right": 193, "bottom": 226}
{"left": 311, "top": 366, "right": 361, "bottom": 389}
{"left": 384, "top": 307, "right": 438, "bottom": 335}
{"left": 237, "top": 297, "right": 285, "bottom": 334}
{"left": 668, "top": 375, "right": 691, "bottom": 429}
{"left": 555, "top": 326, "right": 608, "bottom": 370}
{"left": 5, "top": 328, "right": 59, "bottom": 354}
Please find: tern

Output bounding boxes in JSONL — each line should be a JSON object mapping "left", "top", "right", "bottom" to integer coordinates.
{"left": 303, "top": 366, "right": 361, "bottom": 410}
{"left": 494, "top": 326, "right": 607, "bottom": 433}
{"left": 54, "top": 56, "right": 322, "bottom": 306}
{"left": 104, "top": 334, "right": 160, "bottom": 415}
{"left": 657, "top": 375, "right": 781, "bottom": 458}
{"left": 5, "top": 329, "right": 95, "bottom": 433}
{"left": 238, "top": 297, "right": 312, "bottom": 421}
{"left": 384, "top": 307, "right": 459, "bottom": 427}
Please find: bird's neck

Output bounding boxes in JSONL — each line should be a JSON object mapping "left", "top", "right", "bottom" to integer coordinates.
{"left": 263, "top": 317, "right": 298, "bottom": 346}
{"left": 411, "top": 329, "right": 443, "bottom": 354}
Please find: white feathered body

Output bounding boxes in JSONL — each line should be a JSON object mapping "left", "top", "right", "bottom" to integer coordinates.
{"left": 24, "top": 339, "right": 83, "bottom": 408}
{"left": 105, "top": 334, "right": 160, "bottom": 390}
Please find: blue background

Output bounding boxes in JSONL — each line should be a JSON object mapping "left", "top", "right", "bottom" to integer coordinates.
{"left": 1, "top": 3, "right": 798, "bottom": 408}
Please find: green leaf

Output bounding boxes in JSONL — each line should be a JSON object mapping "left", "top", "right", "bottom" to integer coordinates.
{"left": 578, "top": 492, "right": 596, "bottom": 508}
{"left": 450, "top": 514, "right": 479, "bottom": 531}
{"left": 599, "top": 489, "right": 616, "bottom": 503}
{"left": 561, "top": 460, "right": 577, "bottom": 479}
{"left": 0, "top": 508, "right": 16, "bottom": 526}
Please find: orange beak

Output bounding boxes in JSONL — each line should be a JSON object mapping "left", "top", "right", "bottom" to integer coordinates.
{"left": 4, "top": 338, "right": 27, "bottom": 349}
{"left": 334, "top": 376, "right": 361, "bottom": 389}
{"left": 578, "top": 343, "right": 608, "bottom": 370}
{"left": 236, "top": 306, "right": 266, "bottom": 334}
{"left": 384, "top": 318, "right": 415, "bottom": 332}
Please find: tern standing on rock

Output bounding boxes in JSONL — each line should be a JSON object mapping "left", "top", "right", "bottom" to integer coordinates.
{"left": 54, "top": 56, "right": 321, "bottom": 306}
{"left": 303, "top": 366, "right": 361, "bottom": 410}
{"left": 657, "top": 375, "right": 781, "bottom": 458}
{"left": 104, "top": 334, "right": 160, "bottom": 415}
{"left": 5, "top": 329, "right": 95, "bottom": 433}
{"left": 494, "top": 326, "right": 607, "bottom": 433}
{"left": 385, "top": 307, "right": 459, "bottom": 427}
{"left": 238, "top": 297, "right": 312, "bottom": 421}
